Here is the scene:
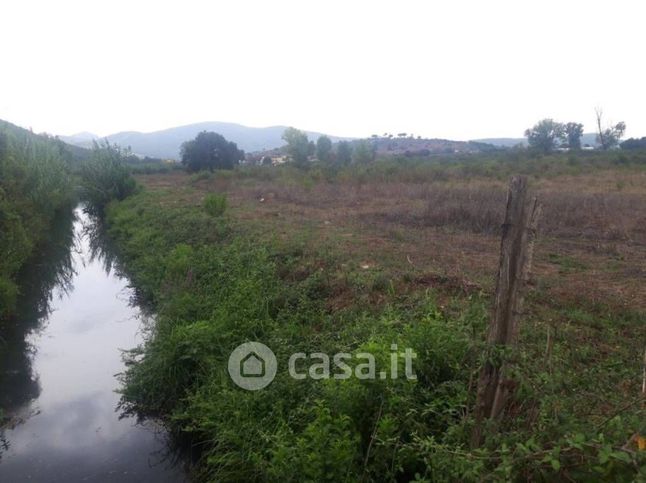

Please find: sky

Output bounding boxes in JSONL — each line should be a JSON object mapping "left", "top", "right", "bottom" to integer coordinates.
{"left": 1, "top": 0, "right": 644, "bottom": 140}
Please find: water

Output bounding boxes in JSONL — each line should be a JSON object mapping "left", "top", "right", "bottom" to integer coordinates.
{"left": 0, "top": 208, "right": 188, "bottom": 482}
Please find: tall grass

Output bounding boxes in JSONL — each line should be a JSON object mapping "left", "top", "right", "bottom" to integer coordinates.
{"left": 203, "top": 193, "right": 227, "bottom": 217}
{"left": 79, "top": 141, "right": 138, "bottom": 215}
{"left": 0, "top": 121, "right": 74, "bottom": 317}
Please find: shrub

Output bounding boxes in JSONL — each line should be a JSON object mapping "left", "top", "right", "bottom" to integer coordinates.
{"left": 204, "top": 193, "right": 227, "bottom": 217}
{"left": 190, "top": 171, "right": 213, "bottom": 183}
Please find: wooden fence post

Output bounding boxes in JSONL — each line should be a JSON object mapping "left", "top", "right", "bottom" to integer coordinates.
{"left": 471, "top": 175, "right": 541, "bottom": 447}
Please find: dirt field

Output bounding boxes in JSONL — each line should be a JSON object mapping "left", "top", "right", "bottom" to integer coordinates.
{"left": 136, "top": 169, "right": 646, "bottom": 314}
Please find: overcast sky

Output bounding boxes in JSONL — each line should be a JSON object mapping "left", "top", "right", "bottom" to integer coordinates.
{"left": 1, "top": 0, "right": 644, "bottom": 140}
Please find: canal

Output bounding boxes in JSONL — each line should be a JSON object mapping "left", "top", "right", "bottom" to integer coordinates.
{"left": 0, "top": 207, "right": 187, "bottom": 482}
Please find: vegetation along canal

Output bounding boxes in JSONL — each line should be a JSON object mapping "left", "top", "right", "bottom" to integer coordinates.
{"left": 0, "top": 207, "right": 187, "bottom": 482}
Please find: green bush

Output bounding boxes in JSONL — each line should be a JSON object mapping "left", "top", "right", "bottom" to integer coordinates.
{"left": 203, "top": 193, "right": 227, "bottom": 217}
{"left": 269, "top": 404, "right": 361, "bottom": 481}
{"left": 190, "top": 170, "right": 213, "bottom": 183}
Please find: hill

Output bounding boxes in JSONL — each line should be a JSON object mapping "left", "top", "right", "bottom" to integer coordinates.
{"left": 1, "top": 119, "right": 91, "bottom": 163}
{"left": 61, "top": 131, "right": 99, "bottom": 144}
{"left": 60, "top": 122, "right": 351, "bottom": 160}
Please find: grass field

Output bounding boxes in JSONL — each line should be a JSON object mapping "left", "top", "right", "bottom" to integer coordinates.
{"left": 106, "top": 157, "right": 646, "bottom": 481}
{"left": 138, "top": 164, "right": 646, "bottom": 311}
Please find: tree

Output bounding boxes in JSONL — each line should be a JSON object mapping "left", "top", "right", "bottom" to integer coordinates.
{"left": 564, "top": 122, "right": 584, "bottom": 150}
{"left": 180, "top": 131, "right": 243, "bottom": 172}
{"left": 282, "top": 127, "right": 310, "bottom": 167}
{"left": 524, "top": 119, "right": 564, "bottom": 154}
{"left": 595, "top": 108, "right": 626, "bottom": 150}
{"left": 336, "top": 141, "right": 353, "bottom": 166}
{"left": 352, "top": 140, "right": 376, "bottom": 164}
{"left": 620, "top": 137, "right": 646, "bottom": 150}
{"left": 316, "top": 135, "right": 333, "bottom": 162}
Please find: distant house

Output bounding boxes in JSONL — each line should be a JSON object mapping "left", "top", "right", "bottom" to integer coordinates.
{"left": 269, "top": 155, "right": 289, "bottom": 166}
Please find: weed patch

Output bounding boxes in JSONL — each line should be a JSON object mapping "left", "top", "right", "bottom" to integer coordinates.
{"left": 107, "top": 178, "right": 646, "bottom": 481}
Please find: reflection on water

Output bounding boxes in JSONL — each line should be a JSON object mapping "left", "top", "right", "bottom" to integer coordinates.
{"left": 0, "top": 208, "right": 77, "bottom": 416}
{"left": 0, "top": 207, "right": 187, "bottom": 482}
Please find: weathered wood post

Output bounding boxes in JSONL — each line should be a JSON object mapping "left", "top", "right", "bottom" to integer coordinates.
{"left": 471, "top": 175, "right": 541, "bottom": 447}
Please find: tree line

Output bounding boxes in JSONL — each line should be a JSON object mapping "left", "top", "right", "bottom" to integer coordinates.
{"left": 525, "top": 109, "right": 626, "bottom": 154}
{"left": 178, "top": 128, "right": 377, "bottom": 171}
{"left": 281, "top": 127, "right": 375, "bottom": 167}
{"left": 179, "top": 113, "right": 643, "bottom": 172}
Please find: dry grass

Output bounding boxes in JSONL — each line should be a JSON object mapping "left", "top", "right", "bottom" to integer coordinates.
{"left": 136, "top": 169, "right": 646, "bottom": 311}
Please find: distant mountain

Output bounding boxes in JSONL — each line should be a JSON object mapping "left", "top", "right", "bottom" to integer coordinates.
{"left": 58, "top": 121, "right": 605, "bottom": 160}
{"left": 60, "top": 131, "right": 99, "bottom": 144}
{"left": 473, "top": 133, "right": 599, "bottom": 148}
{"left": 61, "top": 122, "right": 351, "bottom": 159}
